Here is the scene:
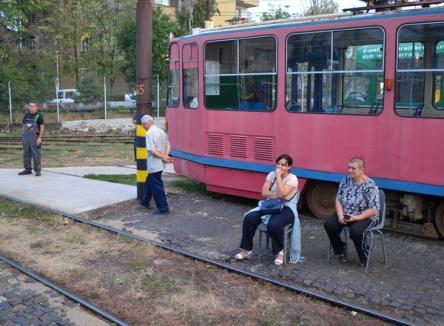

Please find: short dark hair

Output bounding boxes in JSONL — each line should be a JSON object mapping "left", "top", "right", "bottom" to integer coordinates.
{"left": 29, "top": 100, "right": 40, "bottom": 106}
{"left": 276, "top": 154, "right": 293, "bottom": 166}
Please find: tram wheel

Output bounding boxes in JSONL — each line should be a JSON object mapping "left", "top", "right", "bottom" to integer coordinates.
{"left": 306, "top": 182, "right": 337, "bottom": 219}
{"left": 435, "top": 201, "right": 444, "bottom": 238}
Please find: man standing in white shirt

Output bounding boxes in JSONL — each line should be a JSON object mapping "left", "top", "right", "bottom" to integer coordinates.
{"left": 140, "top": 115, "right": 172, "bottom": 214}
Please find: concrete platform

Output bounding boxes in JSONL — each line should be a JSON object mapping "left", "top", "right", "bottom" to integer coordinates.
{"left": 0, "top": 168, "right": 136, "bottom": 214}
{"left": 46, "top": 166, "right": 136, "bottom": 177}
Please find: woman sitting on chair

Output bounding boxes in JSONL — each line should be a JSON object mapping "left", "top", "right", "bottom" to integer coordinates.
{"left": 234, "top": 154, "right": 301, "bottom": 265}
{"left": 324, "top": 157, "right": 380, "bottom": 266}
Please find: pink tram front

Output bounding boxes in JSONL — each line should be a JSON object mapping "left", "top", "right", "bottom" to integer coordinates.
{"left": 165, "top": 7, "right": 444, "bottom": 239}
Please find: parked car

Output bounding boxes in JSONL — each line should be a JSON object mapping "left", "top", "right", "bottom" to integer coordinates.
{"left": 124, "top": 92, "right": 136, "bottom": 102}
{"left": 49, "top": 89, "right": 79, "bottom": 104}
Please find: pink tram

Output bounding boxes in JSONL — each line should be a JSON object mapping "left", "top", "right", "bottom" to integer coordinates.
{"left": 165, "top": 6, "right": 444, "bottom": 239}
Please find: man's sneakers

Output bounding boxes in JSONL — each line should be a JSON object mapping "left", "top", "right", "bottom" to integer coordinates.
{"left": 35, "top": 171, "right": 41, "bottom": 176}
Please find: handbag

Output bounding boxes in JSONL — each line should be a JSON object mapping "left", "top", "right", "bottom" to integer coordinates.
{"left": 258, "top": 176, "right": 299, "bottom": 215}
{"left": 258, "top": 198, "right": 285, "bottom": 214}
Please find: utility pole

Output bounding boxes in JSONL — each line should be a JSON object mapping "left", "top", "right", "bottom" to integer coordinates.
{"left": 136, "top": 0, "right": 153, "bottom": 117}
{"left": 205, "top": 0, "right": 213, "bottom": 28}
{"left": 205, "top": 0, "right": 211, "bottom": 21}
{"left": 135, "top": 0, "right": 153, "bottom": 201}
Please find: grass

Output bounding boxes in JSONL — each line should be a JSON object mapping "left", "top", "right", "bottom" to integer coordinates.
{"left": 84, "top": 173, "right": 136, "bottom": 185}
{"left": 82, "top": 173, "right": 209, "bottom": 196}
{"left": 168, "top": 179, "right": 207, "bottom": 195}
{"left": 0, "top": 198, "right": 55, "bottom": 224}
{"left": 0, "top": 109, "right": 133, "bottom": 124}
{"left": 0, "top": 141, "right": 134, "bottom": 168}
{"left": 128, "top": 259, "right": 147, "bottom": 273}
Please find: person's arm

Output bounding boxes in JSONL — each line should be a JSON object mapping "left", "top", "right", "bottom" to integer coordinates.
{"left": 335, "top": 180, "right": 347, "bottom": 225}
{"left": 261, "top": 174, "right": 277, "bottom": 198}
{"left": 336, "top": 199, "right": 347, "bottom": 225}
{"left": 151, "top": 149, "right": 170, "bottom": 162}
{"left": 348, "top": 208, "right": 378, "bottom": 222}
{"left": 161, "top": 141, "right": 173, "bottom": 163}
{"left": 275, "top": 172, "right": 296, "bottom": 199}
{"left": 37, "top": 124, "right": 45, "bottom": 145}
{"left": 262, "top": 180, "right": 275, "bottom": 198}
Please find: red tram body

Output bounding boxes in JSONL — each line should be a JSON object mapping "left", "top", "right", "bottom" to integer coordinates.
{"left": 165, "top": 7, "right": 444, "bottom": 238}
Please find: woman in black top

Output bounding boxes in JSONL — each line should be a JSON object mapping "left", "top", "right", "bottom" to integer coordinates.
{"left": 324, "top": 157, "right": 380, "bottom": 265}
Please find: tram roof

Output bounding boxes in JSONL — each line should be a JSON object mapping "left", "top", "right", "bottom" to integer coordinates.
{"left": 176, "top": 6, "right": 444, "bottom": 42}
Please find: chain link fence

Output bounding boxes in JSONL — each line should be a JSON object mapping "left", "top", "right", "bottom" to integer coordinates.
{"left": 0, "top": 76, "right": 168, "bottom": 125}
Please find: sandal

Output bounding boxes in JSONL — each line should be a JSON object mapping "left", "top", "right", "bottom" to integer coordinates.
{"left": 274, "top": 250, "right": 284, "bottom": 266}
{"left": 234, "top": 250, "right": 252, "bottom": 260}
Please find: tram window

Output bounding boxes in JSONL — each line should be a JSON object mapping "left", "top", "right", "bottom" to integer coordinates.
{"left": 286, "top": 28, "right": 384, "bottom": 115}
{"left": 240, "top": 38, "right": 276, "bottom": 73}
{"left": 205, "top": 41, "right": 237, "bottom": 74}
{"left": 433, "top": 41, "right": 444, "bottom": 110}
{"left": 183, "top": 43, "right": 199, "bottom": 109}
{"left": 205, "top": 37, "right": 277, "bottom": 111}
{"left": 183, "top": 68, "right": 198, "bottom": 109}
{"left": 167, "top": 68, "right": 179, "bottom": 108}
{"left": 396, "top": 23, "right": 444, "bottom": 118}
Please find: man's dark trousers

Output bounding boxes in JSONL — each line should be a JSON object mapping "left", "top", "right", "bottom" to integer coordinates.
{"left": 142, "top": 171, "right": 169, "bottom": 212}
{"left": 22, "top": 132, "right": 41, "bottom": 172}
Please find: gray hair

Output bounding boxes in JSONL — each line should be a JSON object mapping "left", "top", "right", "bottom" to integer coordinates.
{"left": 141, "top": 115, "right": 154, "bottom": 124}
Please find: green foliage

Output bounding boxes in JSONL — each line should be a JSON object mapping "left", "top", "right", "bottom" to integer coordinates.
{"left": 260, "top": 6, "right": 292, "bottom": 22}
{"left": 117, "top": 6, "right": 175, "bottom": 84}
{"left": 76, "top": 77, "right": 101, "bottom": 103}
{"left": 152, "top": 7, "right": 175, "bottom": 80}
{"left": 174, "top": 4, "right": 191, "bottom": 36}
{"left": 116, "top": 19, "right": 136, "bottom": 87}
{"left": 192, "top": 0, "right": 216, "bottom": 29}
{"left": 304, "top": 0, "right": 339, "bottom": 16}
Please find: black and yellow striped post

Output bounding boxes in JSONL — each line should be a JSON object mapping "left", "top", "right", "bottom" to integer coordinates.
{"left": 135, "top": 123, "right": 148, "bottom": 201}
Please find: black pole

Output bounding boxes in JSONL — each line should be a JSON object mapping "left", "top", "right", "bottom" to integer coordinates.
{"left": 136, "top": 0, "right": 153, "bottom": 116}
{"left": 135, "top": 0, "right": 153, "bottom": 200}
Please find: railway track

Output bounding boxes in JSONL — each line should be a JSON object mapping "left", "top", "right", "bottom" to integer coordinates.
{"left": 0, "top": 135, "right": 134, "bottom": 145}
{"left": 0, "top": 194, "right": 413, "bottom": 326}
{"left": 0, "top": 255, "right": 128, "bottom": 326}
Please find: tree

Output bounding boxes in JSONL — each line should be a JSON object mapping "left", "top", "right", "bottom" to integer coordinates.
{"left": 0, "top": 1, "right": 57, "bottom": 112}
{"left": 117, "top": 6, "right": 176, "bottom": 86}
{"left": 304, "top": 0, "right": 339, "bottom": 16}
{"left": 260, "top": 5, "right": 292, "bottom": 22}
{"left": 175, "top": 2, "right": 192, "bottom": 36}
{"left": 48, "top": 0, "right": 136, "bottom": 93}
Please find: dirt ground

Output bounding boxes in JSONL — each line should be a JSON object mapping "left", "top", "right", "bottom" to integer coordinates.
{"left": 0, "top": 199, "right": 388, "bottom": 326}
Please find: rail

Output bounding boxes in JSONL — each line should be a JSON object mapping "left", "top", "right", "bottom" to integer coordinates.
{"left": 0, "top": 194, "right": 414, "bottom": 326}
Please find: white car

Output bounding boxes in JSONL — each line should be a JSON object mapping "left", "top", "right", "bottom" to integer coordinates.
{"left": 124, "top": 92, "right": 136, "bottom": 102}
{"left": 49, "top": 89, "right": 79, "bottom": 103}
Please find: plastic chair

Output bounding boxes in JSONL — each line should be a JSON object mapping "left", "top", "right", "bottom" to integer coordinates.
{"left": 258, "top": 223, "right": 292, "bottom": 264}
{"left": 327, "top": 189, "right": 387, "bottom": 273}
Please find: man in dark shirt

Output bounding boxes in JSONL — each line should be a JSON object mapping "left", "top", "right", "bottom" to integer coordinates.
{"left": 19, "top": 101, "right": 45, "bottom": 176}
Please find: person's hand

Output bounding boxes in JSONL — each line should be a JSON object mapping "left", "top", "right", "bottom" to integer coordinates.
{"left": 275, "top": 167, "right": 284, "bottom": 178}
{"left": 348, "top": 215, "right": 358, "bottom": 223}
{"left": 162, "top": 155, "right": 173, "bottom": 163}
{"left": 338, "top": 214, "right": 347, "bottom": 225}
{"left": 36, "top": 138, "right": 42, "bottom": 146}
